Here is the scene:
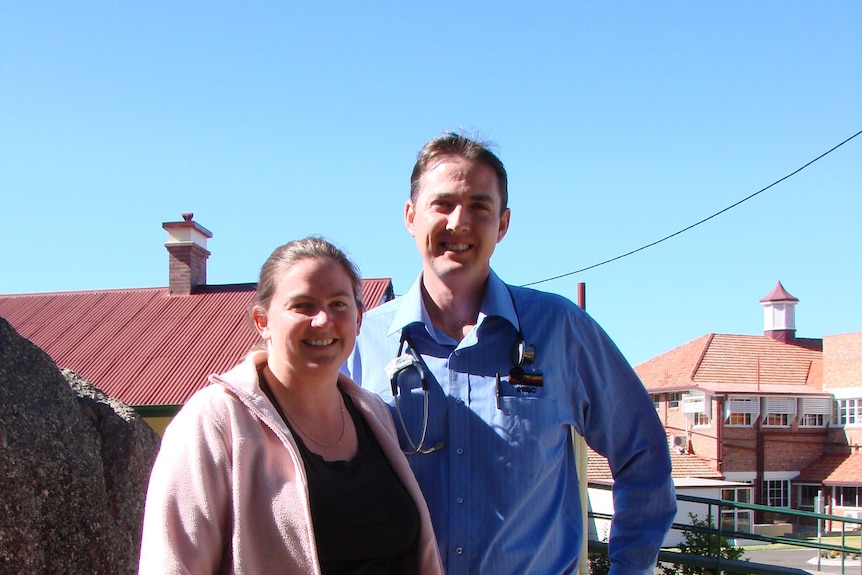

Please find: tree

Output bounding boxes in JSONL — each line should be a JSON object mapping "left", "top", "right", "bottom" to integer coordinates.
{"left": 659, "top": 513, "right": 747, "bottom": 575}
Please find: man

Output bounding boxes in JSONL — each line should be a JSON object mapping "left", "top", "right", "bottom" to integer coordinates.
{"left": 345, "top": 131, "right": 676, "bottom": 575}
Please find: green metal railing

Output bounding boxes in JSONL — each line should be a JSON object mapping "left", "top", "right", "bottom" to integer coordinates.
{"left": 587, "top": 483, "right": 862, "bottom": 575}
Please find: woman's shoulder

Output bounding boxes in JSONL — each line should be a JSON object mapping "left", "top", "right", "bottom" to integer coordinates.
{"left": 339, "top": 373, "right": 390, "bottom": 413}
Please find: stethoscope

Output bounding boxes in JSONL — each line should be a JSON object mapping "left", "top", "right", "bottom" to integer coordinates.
{"left": 387, "top": 309, "right": 537, "bottom": 456}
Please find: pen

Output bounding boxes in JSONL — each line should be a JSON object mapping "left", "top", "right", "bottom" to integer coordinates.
{"left": 495, "top": 373, "right": 501, "bottom": 410}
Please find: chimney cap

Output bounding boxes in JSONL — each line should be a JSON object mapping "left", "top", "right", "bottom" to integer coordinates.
{"left": 162, "top": 213, "right": 213, "bottom": 241}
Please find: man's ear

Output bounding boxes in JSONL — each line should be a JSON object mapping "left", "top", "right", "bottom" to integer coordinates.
{"left": 355, "top": 308, "right": 363, "bottom": 336}
{"left": 497, "top": 208, "right": 511, "bottom": 243}
{"left": 405, "top": 200, "right": 416, "bottom": 237}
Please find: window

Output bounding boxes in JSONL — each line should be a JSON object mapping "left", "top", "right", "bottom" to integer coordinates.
{"left": 764, "top": 479, "right": 790, "bottom": 508}
{"left": 651, "top": 394, "right": 660, "bottom": 410}
{"left": 721, "top": 488, "right": 753, "bottom": 533}
{"left": 725, "top": 397, "right": 758, "bottom": 427}
{"left": 692, "top": 412, "right": 710, "bottom": 427}
{"left": 797, "top": 484, "right": 822, "bottom": 512}
{"left": 763, "top": 397, "right": 795, "bottom": 428}
{"left": 726, "top": 412, "right": 752, "bottom": 426}
{"left": 835, "top": 399, "right": 862, "bottom": 427}
{"left": 668, "top": 392, "right": 681, "bottom": 409}
{"left": 800, "top": 398, "right": 832, "bottom": 428}
{"left": 764, "top": 413, "right": 790, "bottom": 426}
{"left": 800, "top": 413, "right": 826, "bottom": 427}
{"left": 683, "top": 394, "right": 710, "bottom": 426}
{"left": 838, "top": 487, "right": 860, "bottom": 508}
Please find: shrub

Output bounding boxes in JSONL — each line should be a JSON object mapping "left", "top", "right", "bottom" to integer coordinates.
{"left": 659, "top": 513, "right": 746, "bottom": 575}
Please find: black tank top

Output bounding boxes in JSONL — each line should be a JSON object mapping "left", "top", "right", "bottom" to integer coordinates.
{"left": 264, "top": 382, "right": 420, "bottom": 575}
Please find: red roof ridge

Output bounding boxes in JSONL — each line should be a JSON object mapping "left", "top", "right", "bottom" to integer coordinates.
{"left": 691, "top": 333, "right": 715, "bottom": 381}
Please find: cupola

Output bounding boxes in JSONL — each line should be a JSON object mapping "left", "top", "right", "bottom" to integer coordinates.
{"left": 759, "top": 281, "right": 798, "bottom": 343}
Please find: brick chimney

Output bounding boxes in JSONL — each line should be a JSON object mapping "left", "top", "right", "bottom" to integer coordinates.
{"left": 162, "top": 213, "right": 213, "bottom": 296}
{"left": 760, "top": 280, "right": 798, "bottom": 343}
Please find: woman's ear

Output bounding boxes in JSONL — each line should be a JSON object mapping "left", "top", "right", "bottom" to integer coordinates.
{"left": 252, "top": 306, "right": 269, "bottom": 339}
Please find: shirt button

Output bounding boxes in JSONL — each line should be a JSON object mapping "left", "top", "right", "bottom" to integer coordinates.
{"left": 456, "top": 447, "right": 464, "bottom": 455}
{"left": 456, "top": 547, "right": 464, "bottom": 555}
{"left": 456, "top": 497, "right": 464, "bottom": 504}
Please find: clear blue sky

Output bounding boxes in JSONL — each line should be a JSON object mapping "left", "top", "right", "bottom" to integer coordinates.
{"left": 2, "top": 1, "right": 860, "bottom": 366}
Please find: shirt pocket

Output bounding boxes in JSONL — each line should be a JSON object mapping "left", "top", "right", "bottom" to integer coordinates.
{"left": 490, "top": 394, "right": 544, "bottom": 475}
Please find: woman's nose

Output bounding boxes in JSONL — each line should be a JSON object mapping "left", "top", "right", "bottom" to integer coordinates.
{"left": 311, "top": 309, "right": 331, "bottom": 327}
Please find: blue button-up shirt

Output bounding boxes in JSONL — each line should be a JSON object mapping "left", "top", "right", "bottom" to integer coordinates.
{"left": 346, "top": 271, "right": 676, "bottom": 575}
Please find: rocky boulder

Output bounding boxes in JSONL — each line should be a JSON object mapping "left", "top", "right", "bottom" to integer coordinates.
{"left": 0, "top": 318, "right": 161, "bottom": 574}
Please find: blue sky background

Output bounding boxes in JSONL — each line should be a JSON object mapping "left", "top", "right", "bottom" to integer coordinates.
{"left": 2, "top": 1, "right": 860, "bottom": 366}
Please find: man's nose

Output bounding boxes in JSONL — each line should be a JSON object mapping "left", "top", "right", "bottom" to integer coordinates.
{"left": 446, "top": 206, "right": 469, "bottom": 231}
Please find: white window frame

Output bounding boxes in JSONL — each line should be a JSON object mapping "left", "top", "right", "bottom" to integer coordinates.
{"left": 838, "top": 486, "right": 861, "bottom": 508}
{"left": 800, "top": 413, "right": 826, "bottom": 427}
{"left": 763, "top": 397, "right": 796, "bottom": 428}
{"left": 721, "top": 487, "right": 753, "bottom": 533}
{"left": 764, "top": 479, "right": 791, "bottom": 508}
{"left": 692, "top": 412, "right": 710, "bottom": 427}
{"left": 834, "top": 398, "right": 862, "bottom": 427}
{"left": 683, "top": 394, "right": 711, "bottom": 427}
{"left": 800, "top": 398, "right": 832, "bottom": 428}
{"left": 668, "top": 392, "right": 681, "bottom": 409}
{"left": 725, "top": 397, "right": 759, "bottom": 427}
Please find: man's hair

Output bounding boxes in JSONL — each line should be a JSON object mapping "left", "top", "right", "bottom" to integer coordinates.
{"left": 409, "top": 130, "right": 508, "bottom": 214}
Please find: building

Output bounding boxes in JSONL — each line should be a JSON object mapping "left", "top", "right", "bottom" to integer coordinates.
{"left": 0, "top": 214, "right": 395, "bottom": 434}
{"left": 636, "top": 281, "right": 862, "bottom": 533}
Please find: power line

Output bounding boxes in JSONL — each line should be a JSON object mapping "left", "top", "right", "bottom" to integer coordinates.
{"left": 522, "top": 129, "right": 862, "bottom": 288}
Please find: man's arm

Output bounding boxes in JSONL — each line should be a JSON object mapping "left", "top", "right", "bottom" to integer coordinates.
{"left": 573, "top": 316, "right": 677, "bottom": 575}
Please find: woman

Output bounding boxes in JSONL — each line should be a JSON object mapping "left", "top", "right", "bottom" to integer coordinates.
{"left": 139, "top": 237, "right": 443, "bottom": 574}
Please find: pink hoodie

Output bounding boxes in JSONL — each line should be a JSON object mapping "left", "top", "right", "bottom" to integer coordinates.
{"left": 139, "top": 350, "right": 443, "bottom": 574}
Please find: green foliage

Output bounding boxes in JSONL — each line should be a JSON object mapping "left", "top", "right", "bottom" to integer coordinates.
{"left": 588, "top": 548, "right": 611, "bottom": 575}
{"left": 659, "top": 513, "right": 746, "bottom": 575}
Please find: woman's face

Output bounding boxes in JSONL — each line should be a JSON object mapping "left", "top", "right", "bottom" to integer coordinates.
{"left": 254, "top": 256, "right": 362, "bottom": 383}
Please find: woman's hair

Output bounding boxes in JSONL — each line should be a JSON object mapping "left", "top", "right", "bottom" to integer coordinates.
{"left": 409, "top": 129, "right": 508, "bottom": 214}
{"left": 251, "top": 236, "right": 365, "bottom": 320}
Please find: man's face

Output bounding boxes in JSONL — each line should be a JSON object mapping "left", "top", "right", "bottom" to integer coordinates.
{"left": 406, "top": 154, "right": 510, "bottom": 290}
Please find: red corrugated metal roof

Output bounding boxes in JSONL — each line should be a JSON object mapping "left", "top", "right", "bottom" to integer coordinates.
{"left": 0, "top": 278, "right": 393, "bottom": 407}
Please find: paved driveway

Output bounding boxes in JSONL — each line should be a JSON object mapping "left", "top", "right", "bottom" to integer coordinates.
{"left": 745, "top": 547, "right": 862, "bottom": 575}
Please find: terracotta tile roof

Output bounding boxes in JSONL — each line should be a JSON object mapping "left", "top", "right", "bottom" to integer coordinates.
{"left": 586, "top": 445, "right": 721, "bottom": 481}
{"left": 794, "top": 453, "right": 862, "bottom": 486}
{"left": 0, "top": 278, "right": 393, "bottom": 407}
{"left": 636, "top": 333, "right": 825, "bottom": 395}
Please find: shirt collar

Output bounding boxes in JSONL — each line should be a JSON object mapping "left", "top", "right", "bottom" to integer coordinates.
{"left": 387, "top": 270, "right": 520, "bottom": 338}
